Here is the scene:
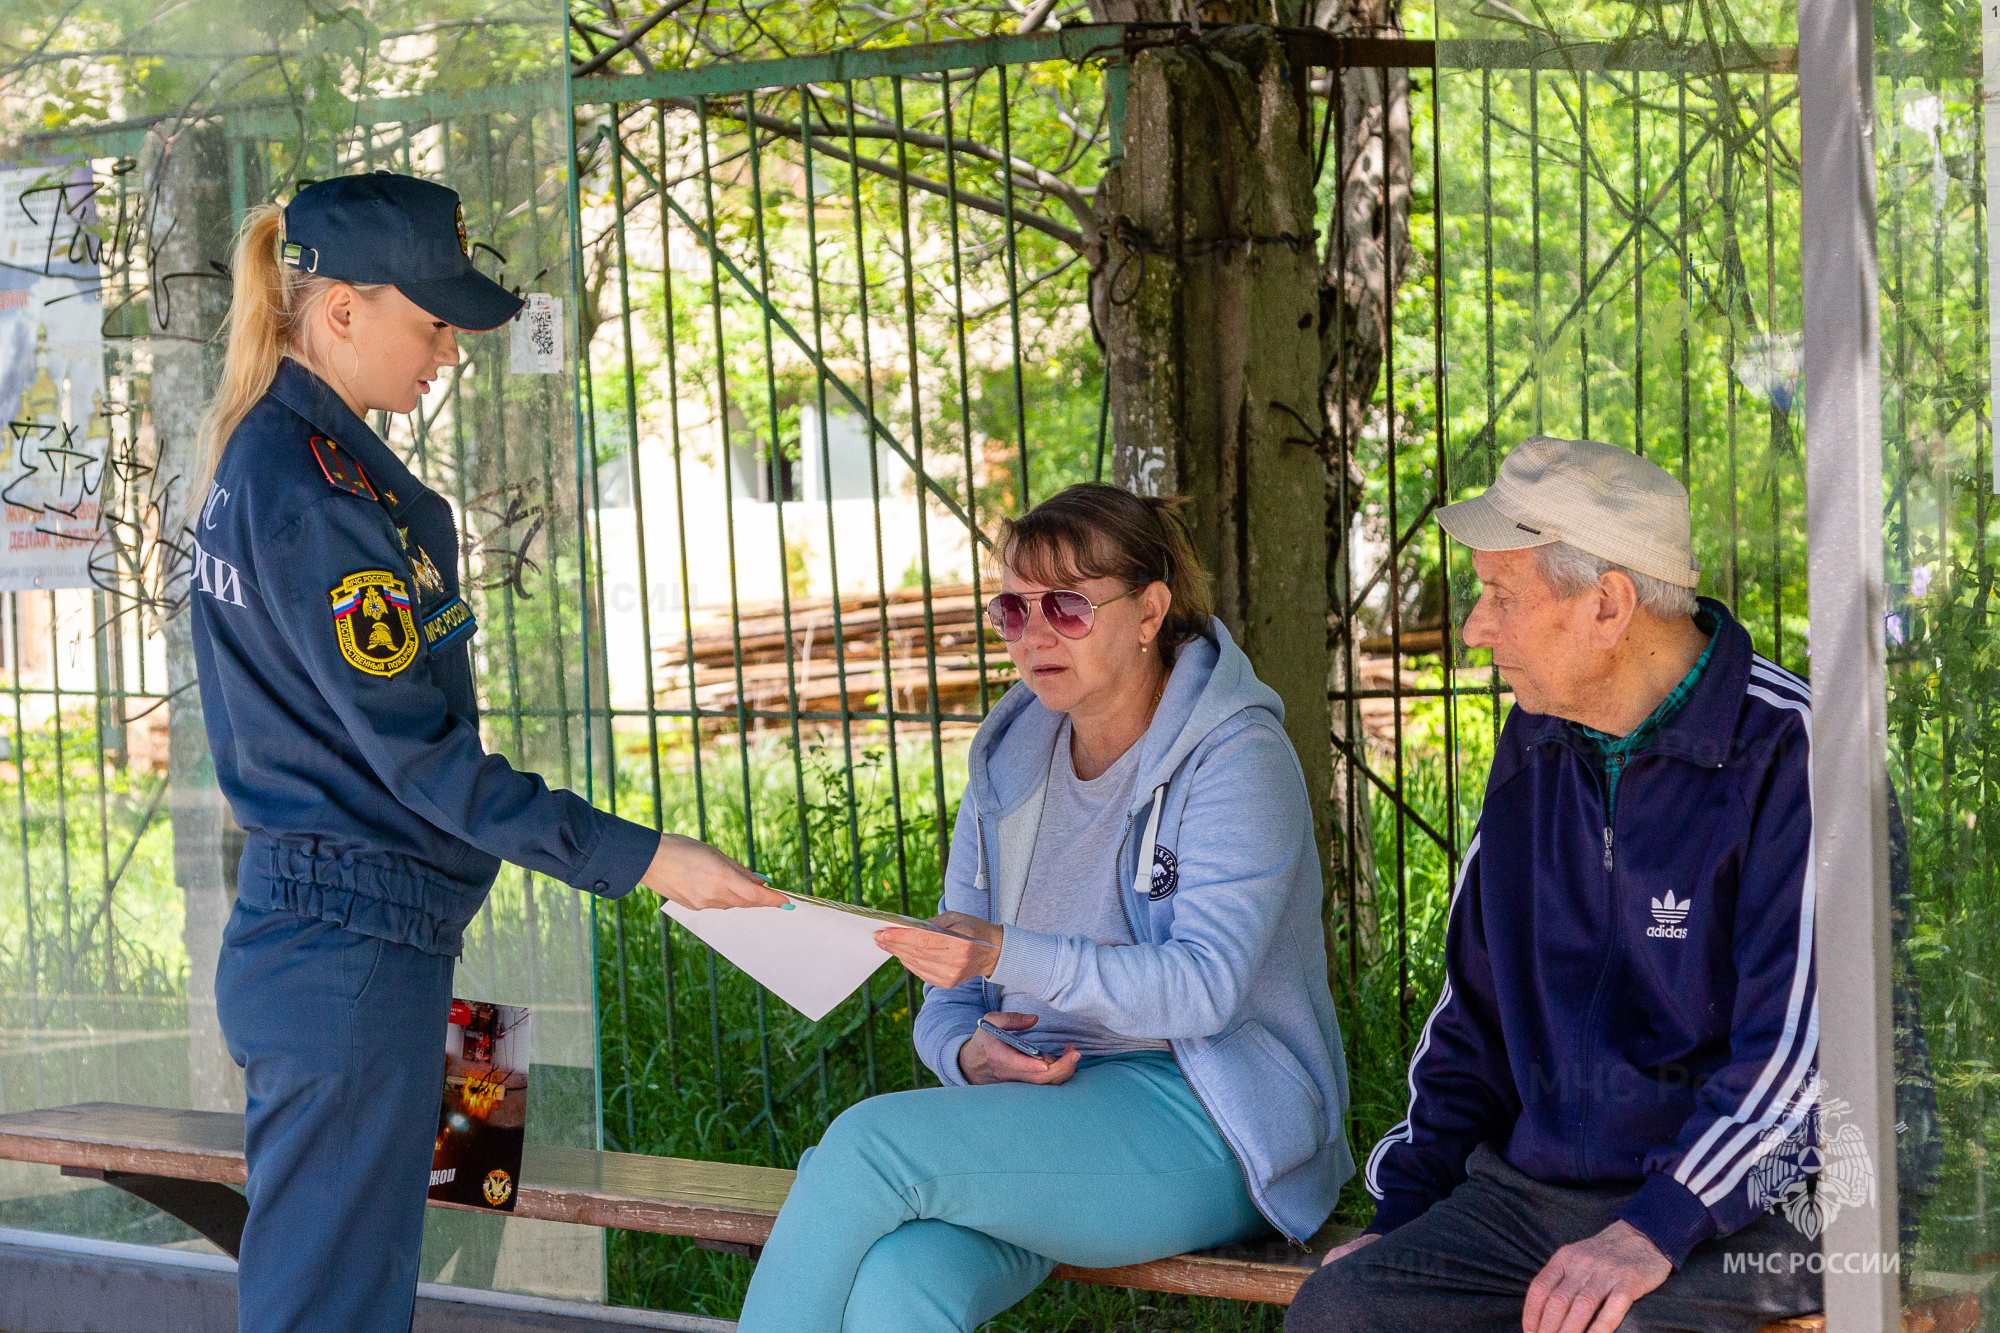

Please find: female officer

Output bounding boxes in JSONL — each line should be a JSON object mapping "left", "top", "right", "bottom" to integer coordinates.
{"left": 188, "top": 172, "right": 784, "bottom": 1332}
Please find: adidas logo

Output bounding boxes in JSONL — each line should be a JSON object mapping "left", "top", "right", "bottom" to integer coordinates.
{"left": 1648, "top": 889, "right": 1691, "bottom": 939}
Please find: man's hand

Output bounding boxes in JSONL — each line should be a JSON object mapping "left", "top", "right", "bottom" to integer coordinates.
{"left": 874, "top": 911, "right": 1002, "bottom": 988}
{"left": 1319, "top": 1231, "right": 1380, "bottom": 1266}
{"left": 1522, "top": 1220, "right": 1671, "bottom": 1333}
{"left": 642, "top": 833, "right": 788, "bottom": 910}
{"left": 955, "top": 1011, "right": 1081, "bottom": 1086}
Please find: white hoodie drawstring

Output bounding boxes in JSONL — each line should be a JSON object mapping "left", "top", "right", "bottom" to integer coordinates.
{"left": 1131, "top": 783, "right": 1166, "bottom": 899}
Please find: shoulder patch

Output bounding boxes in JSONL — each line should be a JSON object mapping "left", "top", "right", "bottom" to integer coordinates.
{"left": 420, "top": 594, "right": 477, "bottom": 652}
{"left": 330, "top": 570, "right": 418, "bottom": 676}
{"left": 309, "top": 435, "right": 378, "bottom": 500}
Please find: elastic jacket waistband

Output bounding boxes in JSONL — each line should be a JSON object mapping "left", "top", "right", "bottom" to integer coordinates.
{"left": 234, "top": 832, "right": 495, "bottom": 956}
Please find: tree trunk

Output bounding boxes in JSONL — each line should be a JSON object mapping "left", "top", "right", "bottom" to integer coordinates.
{"left": 1088, "top": 3, "right": 1413, "bottom": 1009}
{"left": 143, "top": 122, "right": 243, "bottom": 1114}
{"left": 1090, "top": 18, "right": 1334, "bottom": 888}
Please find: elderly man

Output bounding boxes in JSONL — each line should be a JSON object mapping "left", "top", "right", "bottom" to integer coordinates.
{"left": 1289, "top": 436, "right": 1822, "bottom": 1333}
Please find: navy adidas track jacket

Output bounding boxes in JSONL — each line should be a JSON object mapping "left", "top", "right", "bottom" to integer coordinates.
{"left": 1363, "top": 599, "right": 1817, "bottom": 1267}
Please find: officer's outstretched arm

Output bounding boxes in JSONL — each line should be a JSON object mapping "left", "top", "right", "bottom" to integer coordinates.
{"left": 261, "top": 492, "right": 658, "bottom": 898}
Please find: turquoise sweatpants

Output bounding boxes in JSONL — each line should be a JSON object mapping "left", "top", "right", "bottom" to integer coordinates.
{"left": 735, "top": 1051, "right": 1268, "bottom": 1333}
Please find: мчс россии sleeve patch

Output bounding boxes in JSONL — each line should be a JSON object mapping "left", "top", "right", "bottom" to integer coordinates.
{"left": 330, "top": 571, "right": 418, "bottom": 676}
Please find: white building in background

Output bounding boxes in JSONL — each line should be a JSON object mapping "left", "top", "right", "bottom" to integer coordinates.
{"left": 595, "top": 402, "right": 978, "bottom": 713}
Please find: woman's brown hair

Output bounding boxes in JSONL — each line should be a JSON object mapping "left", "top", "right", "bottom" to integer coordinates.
{"left": 996, "top": 483, "right": 1215, "bottom": 660}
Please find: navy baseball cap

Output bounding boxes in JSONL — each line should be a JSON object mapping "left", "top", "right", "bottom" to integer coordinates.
{"left": 282, "top": 172, "right": 524, "bottom": 332}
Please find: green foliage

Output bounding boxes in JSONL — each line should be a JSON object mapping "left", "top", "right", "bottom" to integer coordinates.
{"left": 580, "top": 54, "right": 1108, "bottom": 541}
{"left": 3, "top": 0, "right": 567, "bottom": 149}
{"left": 1872, "top": 58, "right": 2000, "bottom": 1255}
{"left": 0, "top": 701, "right": 184, "bottom": 1116}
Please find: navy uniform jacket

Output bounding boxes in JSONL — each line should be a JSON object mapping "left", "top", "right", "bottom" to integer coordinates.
{"left": 1363, "top": 600, "right": 1817, "bottom": 1266}
{"left": 188, "top": 358, "right": 657, "bottom": 955}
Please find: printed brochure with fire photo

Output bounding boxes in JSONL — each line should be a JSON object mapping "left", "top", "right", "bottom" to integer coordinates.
{"left": 428, "top": 998, "right": 529, "bottom": 1212}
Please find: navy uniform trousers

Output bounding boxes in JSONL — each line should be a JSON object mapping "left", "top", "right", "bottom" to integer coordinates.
{"left": 217, "top": 901, "right": 456, "bottom": 1332}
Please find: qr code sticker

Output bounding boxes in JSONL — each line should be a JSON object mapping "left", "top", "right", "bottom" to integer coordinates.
{"left": 510, "top": 294, "right": 562, "bottom": 374}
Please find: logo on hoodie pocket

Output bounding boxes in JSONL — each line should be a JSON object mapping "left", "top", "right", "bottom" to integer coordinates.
{"left": 1149, "top": 846, "right": 1179, "bottom": 901}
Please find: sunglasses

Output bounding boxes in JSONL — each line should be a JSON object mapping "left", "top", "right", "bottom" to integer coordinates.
{"left": 985, "top": 586, "right": 1142, "bottom": 641}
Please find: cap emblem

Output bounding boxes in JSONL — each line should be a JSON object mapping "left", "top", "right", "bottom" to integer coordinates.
{"left": 454, "top": 202, "right": 470, "bottom": 258}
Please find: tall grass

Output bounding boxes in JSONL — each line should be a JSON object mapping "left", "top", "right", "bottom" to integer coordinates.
{"left": 0, "top": 702, "right": 183, "bottom": 1035}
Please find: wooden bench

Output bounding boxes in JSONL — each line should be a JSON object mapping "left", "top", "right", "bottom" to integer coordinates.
{"left": 0, "top": 1102, "right": 1978, "bottom": 1330}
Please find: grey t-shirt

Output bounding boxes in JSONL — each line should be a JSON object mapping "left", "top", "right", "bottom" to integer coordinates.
{"left": 996, "top": 717, "right": 1172, "bottom": 1058}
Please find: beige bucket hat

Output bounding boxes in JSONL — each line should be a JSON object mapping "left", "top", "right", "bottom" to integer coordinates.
{"left": 1436, "top": 435, "right": 1701, "bottom": 589}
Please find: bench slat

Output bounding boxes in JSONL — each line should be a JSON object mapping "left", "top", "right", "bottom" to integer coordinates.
{"left": 0, "top": 1102, "right": 247, "bottom": 1184}
{"left": 2, "top": 1101, "right": 1971, "bottom": 1331}
{"left": 486, "top": 1143, "right": 795, "bottom": 1247}
{"left": 1052, "top": 1252, "right": 1322, "bottom": 1303}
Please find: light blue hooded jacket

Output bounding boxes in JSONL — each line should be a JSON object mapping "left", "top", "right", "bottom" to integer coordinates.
{"left": 913, "top": 619, "right": 1354, "bottom": 1243}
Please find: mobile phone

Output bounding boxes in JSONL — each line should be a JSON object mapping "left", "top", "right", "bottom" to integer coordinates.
{"left": 977, "top": 1018, "right": 1060, "bottom": 1064}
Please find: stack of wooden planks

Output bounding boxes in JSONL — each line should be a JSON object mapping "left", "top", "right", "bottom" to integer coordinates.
{"left": 653, "top": 589, "right": 1472, "bottom": 748}
{"left": 653, "top": 584, "right": 1011, "bottom": 728}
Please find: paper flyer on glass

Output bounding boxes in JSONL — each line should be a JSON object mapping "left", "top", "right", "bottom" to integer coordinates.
{"left": 0, "top": 160, "right": 107, "bottom": 588}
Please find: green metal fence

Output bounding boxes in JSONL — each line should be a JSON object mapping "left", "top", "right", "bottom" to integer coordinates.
{"left": 573, "top": 13, "right": 1995, "bottom": 1318}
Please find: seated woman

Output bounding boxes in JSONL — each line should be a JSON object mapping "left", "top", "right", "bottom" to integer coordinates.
{"left": 735, "top": 483, "right": 1353, "bottom": 1333}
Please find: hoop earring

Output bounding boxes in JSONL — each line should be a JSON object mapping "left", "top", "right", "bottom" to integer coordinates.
{"left": 341, "top": 340, "right": 361, "bottom": 385}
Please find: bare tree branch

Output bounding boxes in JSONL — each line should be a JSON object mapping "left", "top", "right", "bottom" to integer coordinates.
{"left": 632, "top": 97, "right": 1090, "bottom": 252}
{"left": 793, "top": 87, "right": 1098, "bottom": 235}
{"left": 572, "top": 0, "right": 702, "bottom": 77}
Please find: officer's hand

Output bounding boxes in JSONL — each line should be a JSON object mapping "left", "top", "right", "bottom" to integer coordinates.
{"left": 643, "top": 833, "right": 788, "bottom": 910}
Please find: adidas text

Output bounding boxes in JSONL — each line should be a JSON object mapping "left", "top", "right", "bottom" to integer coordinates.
{"left": 1646, "top": 924, "right": 1689, "bottom": 939}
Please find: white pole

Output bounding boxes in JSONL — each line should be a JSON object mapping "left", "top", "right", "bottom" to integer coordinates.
{"left": 1798, "top": 0, "right": 1899, "bottom": 1324}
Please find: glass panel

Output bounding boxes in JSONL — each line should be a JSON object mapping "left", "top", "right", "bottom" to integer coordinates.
{"left": 1420, "top": 0, "right": 1812, "bottom": 1145}
{"left": 1427, "top": 0, "right": 1993, "bottom": 1317}
{"left": 0, "top": 0, "right": 605, "bottom": 1302}
{"left": 1880, "top": 0, "right": 1999, "bottom": 1312}
{"left": 572, "top": 50, "right": 1114, "bottom": 1313}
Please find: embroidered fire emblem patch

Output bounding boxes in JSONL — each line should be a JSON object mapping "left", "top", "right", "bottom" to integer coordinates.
{"left": 330, "top": 570, "right": 418, "bottom": 677}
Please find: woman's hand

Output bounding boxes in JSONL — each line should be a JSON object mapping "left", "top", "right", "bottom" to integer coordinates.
{"left": 642, "top": 833, "right": 789, "bottom": 910}
{"left": 956, "top": 1011, "right": 1081, "bottom": 1086}
{"left": 874, "top": 911, "right": 1002, "bottom": 988}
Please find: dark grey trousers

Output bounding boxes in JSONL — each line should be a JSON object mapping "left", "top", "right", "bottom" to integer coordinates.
{"left": 1287, "top": 1147, "right": 1823, "bottom": 1333}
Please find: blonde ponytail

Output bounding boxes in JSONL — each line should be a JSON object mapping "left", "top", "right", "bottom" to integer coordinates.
{"left": 190, "top": 205, "right": 287, "bottom": 521}
{"left": 187, "top": 202, "right": 380, "bottom": 523}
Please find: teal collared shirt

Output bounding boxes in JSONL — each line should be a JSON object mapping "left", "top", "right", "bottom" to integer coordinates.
{"left": 1571, "top": 606, "right": 1719, "bottom": 815}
